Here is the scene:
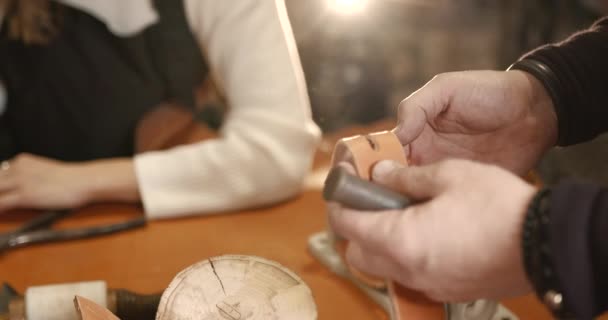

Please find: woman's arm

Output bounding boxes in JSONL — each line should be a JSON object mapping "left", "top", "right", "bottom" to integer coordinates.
{"left": 133, "top": 0, "right": 320, "bottom": 218}
{"left": 0, "top": 1, "right": 319, "bottom": 216}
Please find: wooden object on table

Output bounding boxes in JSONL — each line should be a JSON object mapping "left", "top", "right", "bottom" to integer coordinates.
{"left": 156, "top": 255, "right": 317, "bottom": 320}
{"left": 74, "top": 296, "right": 119, "bottom": 320}
{"left": 4, "top": 282, "right": 160, "bottom": 320}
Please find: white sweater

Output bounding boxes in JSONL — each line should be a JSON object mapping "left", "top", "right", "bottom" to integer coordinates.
{"left": 0, "top": 0, "right": 321, "bottom": 219}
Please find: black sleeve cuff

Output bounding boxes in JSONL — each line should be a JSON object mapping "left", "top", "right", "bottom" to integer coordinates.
{"left": 515, "top": 17, "right": 608, "bottom": 146}
{"left": 508, "top": 59, "right": 568, "bottom": 146}
{"left": 549, "top": 180, "right": 606, "bottom": 318}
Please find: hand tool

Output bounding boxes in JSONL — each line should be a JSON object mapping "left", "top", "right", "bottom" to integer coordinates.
{"left": 0, "top": 210, "right": 145, "bottom": 254}
{"left": 323, "top": 165, "right": 411, "bottom": 210}
{"left": 0, "top": 282, "right": 159, "bottom": 320}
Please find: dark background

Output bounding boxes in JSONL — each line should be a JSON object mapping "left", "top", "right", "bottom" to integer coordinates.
{"left": 285, "top": 0, "right": 607, "bottom": 184}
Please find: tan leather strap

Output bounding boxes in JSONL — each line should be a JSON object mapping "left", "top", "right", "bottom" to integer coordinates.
{"left": 332, "top": 131, "right": 407, "bottom": 289}
{"left": 331, "top": 131, "right": 445, "bottom": 320}
{"left": 331, "top": 131, "right": 407, "bottom": 179}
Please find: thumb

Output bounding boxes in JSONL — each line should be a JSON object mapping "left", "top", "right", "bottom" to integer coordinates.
{"left": 372, "top": 160, "right": 448, "bottom": 200}
{"left": 392, "top": 76, "right": 448, "bottom": 145}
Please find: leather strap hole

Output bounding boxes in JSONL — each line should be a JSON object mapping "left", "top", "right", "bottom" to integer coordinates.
{"left": 364, "top": 135, "right": 379, "bottom": 151}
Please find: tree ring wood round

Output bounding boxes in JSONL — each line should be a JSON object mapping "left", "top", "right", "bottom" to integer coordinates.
{"left": 156, "top": 255, "right": 317, "bottom": 320}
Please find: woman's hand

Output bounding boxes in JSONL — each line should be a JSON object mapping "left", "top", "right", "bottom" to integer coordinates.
{"left": 0, "top": 153, "right": 139, "bottom": 212}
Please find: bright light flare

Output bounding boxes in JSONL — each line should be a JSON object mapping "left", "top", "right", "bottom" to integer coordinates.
{"left": 329, "top": 0, "right": 368, "bottom": 16}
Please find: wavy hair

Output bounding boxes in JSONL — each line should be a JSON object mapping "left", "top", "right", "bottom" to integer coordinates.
{"left": 1, "top": 0, "right": 59, "bottom": 44}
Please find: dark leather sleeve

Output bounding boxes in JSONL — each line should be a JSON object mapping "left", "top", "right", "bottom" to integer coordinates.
{"left": 521, "top": 17, "right": 608, "bottom": 146}
{"left": 0, "top": 112, "right": 16, "bottom": 160}
{"left": 549, "top": 180, "right": 608, "bottom": 318}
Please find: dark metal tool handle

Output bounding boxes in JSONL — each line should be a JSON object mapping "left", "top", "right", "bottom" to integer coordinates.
{"left": 5, "top": 217, "right": 146, "bottom": 251}
{"left": 113, "top": 289, "right": 161, "bottom": 320}
{"left": 0, "top": 211, "right": 71, "bottom": 252}
{"left": 323, "top": 166, "right": 411, "bottom": 210}
{"left": 10, "top": 210, "right": 70, "bottom": 235}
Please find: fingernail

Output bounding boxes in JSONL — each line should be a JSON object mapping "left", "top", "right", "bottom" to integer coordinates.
{"left": 372, "top": 160, "right": 398, "bottom": 180}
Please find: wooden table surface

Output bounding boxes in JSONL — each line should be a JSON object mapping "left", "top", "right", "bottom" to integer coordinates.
{"left": 0, "top": 121, "right": 566, "bottom": 319}
{"left": 0, "top": 195, "right": 554, "bottom": 320}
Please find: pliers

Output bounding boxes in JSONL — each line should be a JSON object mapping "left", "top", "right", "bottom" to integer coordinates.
{"left": 0, "top": 210, "right": 145, "bottom": 254}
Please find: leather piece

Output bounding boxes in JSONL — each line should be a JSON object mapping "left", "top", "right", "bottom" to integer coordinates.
{"left": 331, "top": 131, "right": 407, "bottom": 180}
{"left": 330, "top": 131, "right": 446, "bottom": 320}
{"left": 155, "top": 255, "right": 317, "bottom": 320}
{"left": 331, "top": 131, "right": 407, "bottom": 289}
{"left": 74, "top": 296, "right": 120, "bottom": 320}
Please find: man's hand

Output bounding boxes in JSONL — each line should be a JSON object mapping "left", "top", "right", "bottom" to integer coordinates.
{"left": 394, "top": 70, "right": 557, "bottom": 175}
{"left": 328, "top": 159, "right": 536, "bottom": 301}
{"left": 0, "top": 153, "right": 139, "bottom": 212}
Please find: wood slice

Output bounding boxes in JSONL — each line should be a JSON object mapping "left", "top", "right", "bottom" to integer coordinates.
{"left": 156, "top": 255, "right": 317, "bottom": 320}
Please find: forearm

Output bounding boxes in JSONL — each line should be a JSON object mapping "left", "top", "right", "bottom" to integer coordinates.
{"left": 77, "top": 158, "right": 140, "bottom": 204}
{"left": 134, "top": 115, "right": 318, "bottom": 219}
{"left": 133, "top": 0, "right": 319, "bottom": 218}
{"left": 516, "top": 17, "right": 608, "bottom": 146}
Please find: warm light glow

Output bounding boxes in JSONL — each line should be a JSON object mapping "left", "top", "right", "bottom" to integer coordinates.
{"left": 329, "top": 0, "right": 368, "bottom": 15}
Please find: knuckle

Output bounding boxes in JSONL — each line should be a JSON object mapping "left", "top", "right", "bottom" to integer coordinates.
{"left": 431, "top": 73, "right": 444, "bottom": 82}
{"left": 397, "top": 97, "right": 408, "bottom": 109}
{"left": 14, "top": 153, "right": 30, "bottom": 161}
{"left": 397, "top": 96, "right": 417, "bottom": 116}
{"left": 13, "top": 153, "right": 32, "bottom": 167}
{"left": 432, "top": 72, "right": 452, "bottom": 83}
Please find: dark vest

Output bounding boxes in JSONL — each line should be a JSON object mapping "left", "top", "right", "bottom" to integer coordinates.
{"left": 0, "top": 0, "right": 208, "bottom": 161}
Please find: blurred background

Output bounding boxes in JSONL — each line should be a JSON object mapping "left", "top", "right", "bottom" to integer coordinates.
{"left": 285, "top": 0, "right": 608, "bottom": 185}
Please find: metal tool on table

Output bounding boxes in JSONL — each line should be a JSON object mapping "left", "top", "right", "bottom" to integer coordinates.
{"left": 0, "top": 282, "right": 160, "bottom": 320}
{"left": 308, "top": 166, "right": 518, "bottom": 320}
{"left": 0, "top": 210, "right": 145, "bottom": 254}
